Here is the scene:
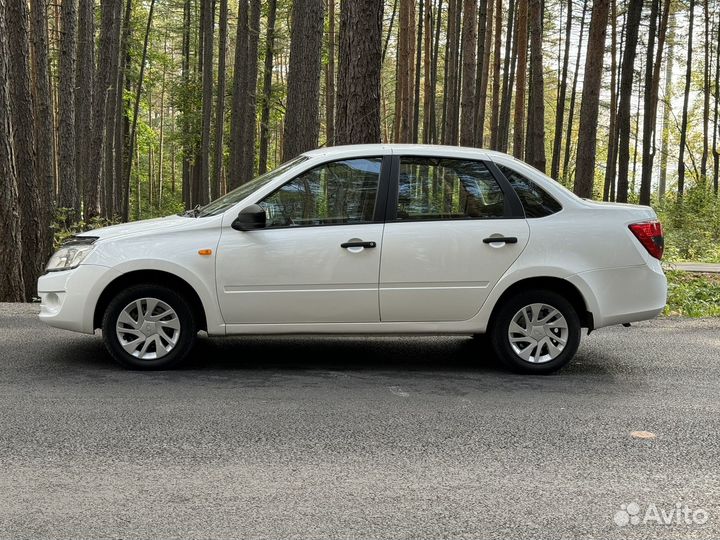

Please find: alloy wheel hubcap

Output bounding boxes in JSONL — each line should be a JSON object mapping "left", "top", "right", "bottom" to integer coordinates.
{"left": 116, "top": 298, "right": 180, "bottom": 360}
{"left": 508, "top": 303, "right": 569, "bottom": 364}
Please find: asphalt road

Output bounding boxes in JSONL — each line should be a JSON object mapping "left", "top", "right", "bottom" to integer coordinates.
{"left": 1, "top": 303, "right": 719, "bottom": 540}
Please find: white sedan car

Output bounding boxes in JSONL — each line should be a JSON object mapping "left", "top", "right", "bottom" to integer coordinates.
{"left": 38, "top": 144, "right": 667, "bottom": 373}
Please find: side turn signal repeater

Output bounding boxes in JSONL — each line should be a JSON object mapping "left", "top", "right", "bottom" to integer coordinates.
{"left": 198, "top": 249, "right": 213, "bottom": 256}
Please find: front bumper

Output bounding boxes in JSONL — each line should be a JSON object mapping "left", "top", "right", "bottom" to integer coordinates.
{"left": 37, "top": 264, "right": 122, "bottom": 334}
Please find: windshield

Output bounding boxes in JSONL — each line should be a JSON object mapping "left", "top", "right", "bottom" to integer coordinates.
{"left": 196, "top": 156, "right": 308, "bottom": 217}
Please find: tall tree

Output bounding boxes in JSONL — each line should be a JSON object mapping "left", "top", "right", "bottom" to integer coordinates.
{"left": 30, "top": 0, "right": 55, "bottom": 264}
{"left": 459, "top": 0, "right": 478, "bottom": 146}
{"left": 713, "top": 8, "right": 719, "bottom": 195}
{"left": 58, "top": 0, "right": 78, "bottom": 212}
{"left": 229, "top": 0, "right": 261, "bottom": 187}
{"left": 258, "top": 0, "right": 278, "bottom": 173}
{"left": 615, "top": 0, "right": 643, "bottom": 203}
{"left": 677, "top": 0, "right": 695, "bottom": 201}
{"left": 525, "top": 0, "right": 546, "bottom": 171}
{"left": 196, "top": 0, "right": 214, "bottom": 206}
{"left": 0, "top": 0, "right": 26, "bottom": 301}
{"left": 700, "top": 0, "right": 710, "bottom": 183}
{"left": 283, "top": 0, "right": 324, "bottom": 160}
{"left": 603, "top": 0, "right": 618, "bottom": 201}
{"left": 639, "top": 0, "right": 671, "bottom": 205}
{"left": 497, "top": 0, "right": 517, "bottom": 152}
{"left": 489, "top": 0, "right": 502, "bottom": 149}
{"left": 550, "top": 0, "right": 572, "bottom": 179}
{"left": 562, "top": 0, "right": 588, "bottom": 183}
{"left": 476, "top": 0, "right": 493, "bottom": 145}
{"left": 213, "top": 0, "right": 229, "bottom": 197}
{"left": 412, "top": 0, "right": 424, "bottom": 142}
{"left": 87, "top": 0, "right": 123, "bottom": 219}
{"left": 75, "top": 0, "right": 94, "bottom": 212}
{"left": 658, "top": 8, "right": 675, "bottom": 203}
{"left": 573, "top": 0, "right": 610, "bottom": 198}
{"left": 8, "top": 0, "right": 41, "bottom": 300}
{"left": 512, "top": 0, "right": 528, "bottom": 158}
{"left": 336, "top": 0, "right": 383, "bottom": 144}
{"left": 395, "top": 0, "right": 416, "bottom": 143}
{"left": 443, "top": 0, "right": 460, "bottom": 144}
{"left": 181, "top": 0, "right": 192, "bottom": 206}
{"left": 325, "top": 0, "right": 336, "bottom": 146}
{"left": 422, "top": 0, "right": 434, "bottom": 143}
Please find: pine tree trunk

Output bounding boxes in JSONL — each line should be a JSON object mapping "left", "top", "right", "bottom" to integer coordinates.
{"left": 497, "top": 0, "right": 516, "bottom": 152}
{"left": 212, "top": 0, "right": 228, "bottom": 196}
{"left": 459, "top": 0, "right": 477, "bottom": 146}
{"left": 713, "top": 8, "right": 719, "bottom": 195}
{"left": 336, "top": 0, "right": 383, "bottom": 144}
{"left": 197, "top": 0, "right": 214, "bottom": 205}
{"left": 562, "top": 0, "right": 588, "bottom": 183}
{"left": 658, "top": 9, "right": 675, "bottom": 203}
{"left": 117, "top": 0, "right": 132, "bottom": 220}
{"left": 229, "top": 0, "right": 249, "bottom": 190}
{"left": 603, "top": 0, "right": 618, "bottom": 201}
{"left": 86, "top": 0, "right": 122, "bottom": 219}
{"left": 677, "top": 0, "right": 694, "bottom": 202}
{"left": 283, "top": 0, "right": 324, "bottom": 160}
{"left": 615, "top": 0, "right": 643, "bottom": 203}
{"left": 550, "top": 0, "right": 571, "bottom": 179}
{"left": 639, "top": 0, "right": 671, "bottom": 205}
{"left": 30, "top": 0, "right": 55, "bottom": 263}
{"left": 75, "top": 0, "right": 94, "bottom": 213}
{"left": 512, "top": 0, "right": 528, "bottom": 158}
{"left": 474, "top": 0, "right": 490, "bottom": 146}
{"left": 412, "top": 0, "right": 423, "bottom": 142}
{"left": 258, "top": 0, "right": 278, "bottom": 173}
{"left": 181, "top": 0, "right": 192, "bottom": 205}
{"left": 102, "top": 0, "right": 123, "bottom": 218}
{"left": 0, "top": 0, "right": 26, "bottom": 301}
{"left": 8, "top": 0, "right": 41, "bottom": 300}
{"left": 700, "top": 0, "right": 710, "bottom": 183}
{"left": 525, "top": 0, "right": 545, "bottom": 172}
{"left": 241, "top": 0, "right": 260, "bottom": 181}
{"left": 573, "top": 0, "right": 609, "bottom": 198}
{"left": 58, "top": 0, "right": 78, "bottom": 212}
{"left": 422, "top": 0, "right": 433, "bottom": 143}
{"left": 443, "top": 0, "right": 460, "bottom": 144}
{"left": 395, "top": 0, "right": 416, "bottom": 143}
{"left": 126, "top": 0, "right": 155, "bottom": 210}
{"left": 489, "top": 0, "right": 502, "bottom": 149}
{"left": 325, "top": 0, "right": 335, "bottom": 146}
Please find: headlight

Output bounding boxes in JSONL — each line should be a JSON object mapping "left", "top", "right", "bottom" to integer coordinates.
{"left": 46, "top": 237, "right": 98, "bottom": 272}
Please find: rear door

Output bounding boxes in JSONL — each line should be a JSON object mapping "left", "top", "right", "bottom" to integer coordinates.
{"left": 379, "top": 153, "right": 530, "bottom": 322}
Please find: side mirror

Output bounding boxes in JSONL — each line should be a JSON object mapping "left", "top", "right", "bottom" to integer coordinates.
{"left": 231, "top": 204, "right": 266, "bottom": 231}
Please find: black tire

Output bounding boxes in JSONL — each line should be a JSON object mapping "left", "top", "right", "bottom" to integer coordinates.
{"left": 489, "top": 289, "right": 581, "bottom": 374}
{"left": 102, "top": 283, "right": 197, "bottom": 370}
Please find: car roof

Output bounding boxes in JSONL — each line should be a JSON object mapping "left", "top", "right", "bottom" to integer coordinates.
{"left": 302, "top": 143, "right": 504, "bottom": 161}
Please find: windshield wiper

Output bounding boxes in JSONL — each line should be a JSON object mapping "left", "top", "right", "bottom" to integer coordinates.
{"left": 178, "top": 204, "right": 201, "bottom": 217}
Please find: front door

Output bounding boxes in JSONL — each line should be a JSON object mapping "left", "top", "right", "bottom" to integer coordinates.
{"left": 379, "top": 156, "right": 530, "bottom": 322}
{"left": 216, "top": 157, "right": 386, "bottom": 324}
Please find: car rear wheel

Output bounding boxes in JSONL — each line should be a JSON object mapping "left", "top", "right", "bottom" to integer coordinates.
{"left": 489, "top": 289, "right": 581, "bottom": 374}
{"left": 102, "top": 284, "right": 197, "bottom": 370}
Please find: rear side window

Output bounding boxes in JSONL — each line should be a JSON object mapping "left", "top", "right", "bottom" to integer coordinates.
{"left": 497, "top": 164, "right": 562, "bottom": 218}
{"left": 396, "top": 157, "right": 505, "bottom": 221}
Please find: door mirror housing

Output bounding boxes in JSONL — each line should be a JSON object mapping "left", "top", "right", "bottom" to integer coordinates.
{"left": 232, "top": 204, "right": 266, "bottom": 231}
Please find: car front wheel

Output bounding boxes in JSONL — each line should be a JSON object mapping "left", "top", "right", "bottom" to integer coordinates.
{"left": 489, "top": 289, "right": 581, "bottom": 374}
{"left": 102, "top": 284, "right": 197, "bottom": 370}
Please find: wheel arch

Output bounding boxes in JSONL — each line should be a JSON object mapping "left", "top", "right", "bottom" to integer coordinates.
{"left": 488, "top": 276, "right": 594, "bottom": 331}
{"left": 93, "top": 270, "right": 208, "bottom": 332}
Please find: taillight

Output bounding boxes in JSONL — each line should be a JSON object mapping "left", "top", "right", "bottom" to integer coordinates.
{"left": 629, "top": 220, "right": 664, "bottom": 260}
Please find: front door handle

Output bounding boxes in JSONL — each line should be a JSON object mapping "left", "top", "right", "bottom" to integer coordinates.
{"left": 482, "top": 236, "right": 518, "bottom": 244}
{"left": 341, "top": 241, "right": 377, "bottom": 249}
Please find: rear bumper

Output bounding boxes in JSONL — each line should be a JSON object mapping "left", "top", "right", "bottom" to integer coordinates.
{"left": 567, "top": 262, "right": 667, "bottom": 329}
{"left": 37, "top": 264, "right": 121, "bottom": 334}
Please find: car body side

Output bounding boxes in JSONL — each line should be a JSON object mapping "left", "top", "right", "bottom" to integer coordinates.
{"left": 37, "top": 144, "right": 667, "bottom": 336}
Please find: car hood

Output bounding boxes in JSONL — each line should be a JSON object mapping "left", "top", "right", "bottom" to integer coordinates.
{"left": 78, "top": 214, "right": 196, "bottom": 242}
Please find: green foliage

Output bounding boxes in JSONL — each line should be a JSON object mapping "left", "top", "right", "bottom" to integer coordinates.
{"left": 664, "top": 270, "right": 720, "bottom": 317}
{"left": 658, "top": 186, "right": 720, "bottom": 263}
{"left": 52, "top": 208, "right": 119, "bottom": 250}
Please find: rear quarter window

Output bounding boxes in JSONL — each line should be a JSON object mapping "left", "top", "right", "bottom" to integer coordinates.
{"left": 497, "top": 164, "right": 562, "bottom": 218}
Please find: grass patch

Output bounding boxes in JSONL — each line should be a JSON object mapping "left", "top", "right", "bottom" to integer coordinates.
{"left": 665, "top": 270, "right": 720, "bottom": 317}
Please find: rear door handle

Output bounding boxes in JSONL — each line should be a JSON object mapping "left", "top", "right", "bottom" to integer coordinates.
{"left": 341, "top": 241, "right": 377, "bottom": 249}
{"left": 483, "top": 236, "right": 518, "bottom": 244}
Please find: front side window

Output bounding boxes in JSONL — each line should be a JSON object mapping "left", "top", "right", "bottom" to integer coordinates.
{"left": 259, "top": 158, "right": 382, "bottom": 228}
{"left": 497, "top": 164, "right": 562, "bottom": 218}
{"left": 395, "top": 157, "right": 505, "bottom": 221}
